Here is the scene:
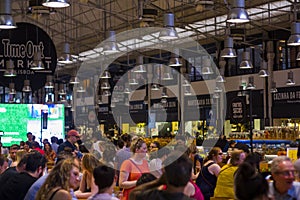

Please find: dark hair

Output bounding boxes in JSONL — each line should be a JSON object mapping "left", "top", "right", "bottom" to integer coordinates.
{"left": 27, "top": 132, "right": 33, "bottom": 137}
{"left": 151, "top": 141, "right": 161, "bottom": 149}
{"left": 93, "top": 164, "right": 115, "bottom": 192}
{"left": 157, "top": 147, "right": 171, "bottom": 159}
{"left": 203, "top": 147, "right": 221, "bottom": 163}
{"left": 10, "top": 144, "right": 20, "bottom": 151}
{"left": 163, "top": 153, "right": 192, "bottom": 187}
{"left": 244, "top": 152, "right": 263, "bottom": 171}
{"left": 234, "top": 162, "right": 269, "bottom": 200}
{"left": 50, "top": 136, "right": 58, "bottom": 143}
{"left": 136, "top": 173, "right": 157, "bottom": 186}
{"left": 130, "top": 138, "right": 145, "bottom": 153}
{"left": 25, "top": 152, "right": 47, "bottom": 173}
{"left": 32, "top": 141, "right": 41, "bottom": 149}
{"left": 56, "top": 150, "right": 74, "bottom": 164}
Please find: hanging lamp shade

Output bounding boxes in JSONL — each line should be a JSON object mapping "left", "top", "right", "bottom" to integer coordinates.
{"left": 258, "top": 61, "right": 269, "bottom": 77}
{"left": 45, "top": 75, "right": 54, "bottom": 88}
{"left": 161, "top": 87, "right": 168, "bottom": 98}
{"left": 202, "top": 58, "right": 214, "bottom": 75}
{"left": 100, "top": 70, "right": 111, "bottom": 79}
{"left": 134, "top": 55, "right": 146, "bottom": 73}
{"left": 129, "top": 78, "right": 138, "bottom": 85}
{"left": 184, "top": 86, "right": 192, "bottom": 96}
{"left": 151, "top": 83, "right": 160, "bottom": 91}
{"left": 124, "top": 87, "right": 131, "bottom": 94}
{"left": 270, "top": 81, "right": 278, "bottom": 93}
{"left": 76, "top": 85, "right": 86, "bottom": 93}
{"left": 58, "top": 84, "right": 66, "bottom": 95}
{"left": 103, "top": 31, "right": 119, "bottom": 53}
{"left": 168, "top": 48, "right": 182, "bottom": 66}
{"left": 297, "top": 51, "right": 300, "bottom": 60}
{"left": 159, "top": 13, "right": 178, "bottom": 40}
{"left": 9, "top": 83, "right": 16, "bottom": 95}
{"left": 0, "top": 0, "right": 17, "bottom": 29}
{"left": 69, "top": 76, "right": 80, "bottom": 84}
{"left": 101, "top": 81, "right": 110, "bottom": 89}
{"left": 22, "top": 80, "right": 32, "bottom": 92}
{"left": 182, "top": 79, "right": 191, "bottom": 86}
{"left": 58, "top": 43, "right": 73, "bottom": 64}
{"left": 221, "top": 36, "right": 236, "bottom": 58}
{"left": 102, "top": 90, "right": 111, "bottom": 96}
{"left": 239, "top": 51, "right": 253, "bottom": 69}
{"left": 216, "top": 75, "right": 226, "bottom": 83}
{"left": 286, "top": 71, "right": 295, "bottom": 86}
{"left": 288, "top": 22, "right": 300, "bottom": 46}
{"left": 162, "top": 72, "right": 174, "bottom": 80}
{"left": 246, "top": 76, "right": 256, "bottom": 90}
{"left": 4, "top": 60, "right": 16, "bottom": 77}
{"left": 31, "top": 50, "right": 45, "bottom": 70}
{"left": 42, "top": 0, "right": 70, "bottom": 8}
{"left": 227, "top": 0, "right": 250, "bottom": 23}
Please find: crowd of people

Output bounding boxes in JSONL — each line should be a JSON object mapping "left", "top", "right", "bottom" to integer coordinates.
{"left": 0, "top": 129, "right": 300, "bottom": 200}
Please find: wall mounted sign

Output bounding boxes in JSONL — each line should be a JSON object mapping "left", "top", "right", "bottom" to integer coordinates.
{"left": 229, "top": 97, "right": 246, "bottom": 123}
{"left": 0, "top": 22, "right": 57, "bottom": 91}
{"left": 272, "top": 86, "right": 300, "bottom": 118}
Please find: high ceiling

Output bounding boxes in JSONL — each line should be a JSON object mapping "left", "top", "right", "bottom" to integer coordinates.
{"left": 11, "top": 0, "right": 297, "bottom": 79}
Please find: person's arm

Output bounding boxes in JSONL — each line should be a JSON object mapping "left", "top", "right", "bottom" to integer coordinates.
{"left": 118, "top": 170, "right": 137, "bottom": 189}
{"left": 209, "top": 163, "right": 221, "bottom": 177}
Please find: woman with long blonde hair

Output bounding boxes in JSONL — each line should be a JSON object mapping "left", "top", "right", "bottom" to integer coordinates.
{"left": 75, "top": 153, "right": 100, "bottom": 199}
{"left": 35, "top": 158, "right": 81, "bottom": 200}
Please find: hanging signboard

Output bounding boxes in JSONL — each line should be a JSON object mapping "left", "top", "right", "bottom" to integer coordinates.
{"left": 0, "top": 22, "right": 57, "bottom": 91}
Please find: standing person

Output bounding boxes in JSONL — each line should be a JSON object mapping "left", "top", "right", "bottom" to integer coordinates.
{"left": 149, "top": 147, "right": 170, "bottom": 178}
{"left": 196, "top": 147, "right": 222, "bottom": 200}
{"left": 88, "top": 164, "right": 119, "bottom": 200}
{"left": 35, "top": 158, "right": 81, "bottom": 200}
{"left": 213, "top": 150, "right": 246, "bottom": 199}
{"left": 268, "top": 156, "right": 300, "bottom": 199}
{"left": 32, "top": 141, "right": 45, "bottom": 155}
{"left": 119, "top": 137, "right": 149, "bottom": 200}
{"left": 75, "top": 153, "right": 100, "bottom": 199}
{"left": 0, "top": 151, "right": 47, "bottom": 200}
{"left": 57, "top": 129, "right": 80, "bottom": 156}
{"left": 26, "top": 132, "right": 35, "bottom": 148}
{"left": 51, "top": 136, "right": 59, "bottom": 153}
{"left": 0, "top": 142, "right": 8, "bottom": 155}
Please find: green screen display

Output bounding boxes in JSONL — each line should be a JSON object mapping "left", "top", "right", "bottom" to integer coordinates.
{"left": 0, "top": 104, "right": 65, "bottom": 147}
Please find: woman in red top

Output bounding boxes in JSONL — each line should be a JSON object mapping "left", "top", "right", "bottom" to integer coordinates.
{"left": 119, "top": 137, "right": 149, "bottom": 200}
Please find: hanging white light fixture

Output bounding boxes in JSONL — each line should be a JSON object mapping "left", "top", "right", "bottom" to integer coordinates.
{"left": 221, "top": 36, "right": 236, "bottom": 58}
{"left": 202, "top": 58, "right": 213, "bottom": 75}
{"left": 239, "top": 51, "right": 253, "bottom": 69}
{"left": 3, "top": 60, "right": 16, "bottom": 77}
{"left": 42, "top": 0, "right": 70, "bottom": 8}
{"left": 103, "top": 30, "right": 120, "bottom": 53}
{"left": 100, "top": 70, "right": 111, "bottom": 79}
{"left": 286, "top": 71, "right": 296, "bottom": 86}
{"left": 9, "top": 83, "right": 16, "bottom": 95}
{"left": 159, "top": 13, "right": 178, "bottom": 40}
{"left": 22, "top": 80, "right": 32, "bottom": 92}
{"left": 227, "top": 0, "right": 250, "bottom": 23}
{"left": 270, "top": 81, "right": 278, "bottom": 93}
{"left": 58, "top": 43, "right": 73, "bottom": 64}
{"left": 258, "top": 61, "right": 269, "bottom": 77}
{"left": 0, "top": 0, "right": 17, "bottom": 29}
{"left": 168, "top": 48, "right": 182, "bottom": 67}
{"left": 288, "top": 22, "right": 300, "bottom": 46}
{"left": 45, "top": 75, "right": 54, "bottom": 89}
{"left": 246, "top": 76, "right": 256, "bottom": 90}
{"left": 134, "top": 55, "right": 146, "bottom": 73}
{"left": 31, "top": 49, "right": 45, "bottom": 70}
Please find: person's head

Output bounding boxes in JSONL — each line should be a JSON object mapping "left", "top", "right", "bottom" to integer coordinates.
{"left": 157, "top": 147, "right": 171, "bottom": 160}
{"left": 9, "top": 144, "right": 20, "bottom": 161}
{"left": 42, "top": 139, "right": 49, "bottom": 145}
{"left": 229, "top": 140, "right": 236, "bottom": 148}
{"left": 27, "top": 132, "right": 33, "bottom": 141}
{"left": 44, "top": 142, "right": 53, "bottom": 152}
{"left": 81, "top": 153, "right": 100, "bottom": 174}
{"left": 121, "top": 133, "right": 132, "bottom": 148}
{"left": 204, "top": 147, "right": 223, "bottom": 164}
{"left": 230, "top": 150, "right": 246, "bottom": 166}
{"left": 163, "top": 153, "right": 192, "bottom": 187}
{"left": 136, "top": 173, "right": 157, "bottom": 186}
{"left": 102, "top": 144, "right": 116, "bottom": 165}
{"left": 0, "top": 155, "right": 8, "bottom": 174}
{"left": 271, "top": 156, "right": 295, "bottom": 194}
{"left": 130, "top": 137, "right": 147, "bottom": 157}
{"left": 93, "top": 164, "right": 116, "bottom": 193}
{"left": 244, "top": 152, "right": 263, "bottom": 171}
{"left": 234, "top": 162, "right": 269, "bottom": 200}
{"left": 19, "top": 141, "right": 25, "bottom": 148}
{"left": 294, "top": 159, "right": 300, "bottom": 181}
{"left": 66, "top": 129, "right": 80, "bottom": 144}
{"left": 23, "top": 143, "right": 30, "bottom": 152}
{"left": 15, "top": 149, "right": 27, "bottom": 164}
{"left": 50, "top": 136, "right": 58, "bottom": 144}
{"left": 32, "top": 141, "right": 41, "bottom": 149}
{"left": 24, "top": 151, "right": 47, "bottom": 178}
{"left": 35, "top": 158, "right": 81, "bottom": 200}
{"left": 149, "top": 141, "right": 160, "bottom": 152}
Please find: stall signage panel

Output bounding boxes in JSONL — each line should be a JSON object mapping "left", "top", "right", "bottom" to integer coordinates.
{"left": 0, "top": 22, "right": 57, "bottom": 91}
{"left": 230, "top": 97, "right": 246, "bottom": 123}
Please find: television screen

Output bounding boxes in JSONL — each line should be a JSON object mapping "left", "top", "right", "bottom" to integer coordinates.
{"left": 0, "top": 104, "right": 65, "bottom": 147}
